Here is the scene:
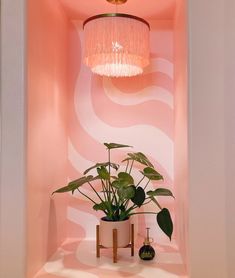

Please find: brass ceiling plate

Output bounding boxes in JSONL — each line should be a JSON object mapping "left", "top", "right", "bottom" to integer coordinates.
{"left": 106, "top": 0, "right": 128, "bottom": 5}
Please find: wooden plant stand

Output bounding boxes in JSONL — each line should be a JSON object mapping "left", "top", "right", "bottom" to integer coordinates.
{"left": 96, "top": 224, "right": 134, "bottom": 263}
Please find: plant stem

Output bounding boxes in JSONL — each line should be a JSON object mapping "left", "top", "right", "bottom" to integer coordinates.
{"left": 125, "top": 160, "right": 130, "bottom": 172}
{"left": 125, "top": 204, "right": 138, "bottom": 215}
{"left": 88, "top": 182, "right": 104, "bottom": 203}
{"left": 108, "top": 149, "right": 111, "bottom": 175}
{"left": 143, "top": 179, "right": 151, "bottom": 190}
{"left": 136, "top": 176, "right": 145, "bottom": 187}
{"left": 108, "top": 149, "right": 111, "bottom": 200}
{"left": 142, "top": 199, "right": 152, "bottom": 206}
{"left": 101, "top": 180, "right": 108, "bottom": 201}
{"left": 129, "top": 159, "right": 134, "bottom": 174}
{"left": 151, "top": 197, "right": 162, "bottom": 210}
{"left": 129, "top": 212, "right": 157, "bottom": 216}
{"left": 77, "top": 188, "right": 97, "bottom": 204}
{"left": 123, "top": 199, "right": 129, "bottom": 209}
{"left": 110, "top": 181, "right": 118, "bottom": 206}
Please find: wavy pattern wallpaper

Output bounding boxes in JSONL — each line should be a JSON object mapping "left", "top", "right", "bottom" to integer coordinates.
{"left": 34, "top": 20, "right": 187, "bottom": 278}
{"left": 66, "top": 21, "right": 175, "bottom": 245}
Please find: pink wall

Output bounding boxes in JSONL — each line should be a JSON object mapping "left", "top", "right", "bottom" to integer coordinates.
{"left": 3, "top": 0, "right": 235, "bottom": 277}
{"left": 173, "top": 0, "right": 188, "bottom": 270}
{"left": 26, "top": 4, "right": 178, "bottom": 275}
{"left": 27, "top": 0, "right": 69, "bottom": 276}
{"left": 66, "top": 20, "right": 176, "bottom": 245}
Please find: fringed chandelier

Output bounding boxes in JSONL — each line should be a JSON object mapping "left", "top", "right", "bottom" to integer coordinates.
{"left": 83, "top": 0, "right": 150, "bottom": 78}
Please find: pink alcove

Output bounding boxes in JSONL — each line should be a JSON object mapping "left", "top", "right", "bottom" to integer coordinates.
{"left": 27, "top": 0, "right": 188, "bottom": 277}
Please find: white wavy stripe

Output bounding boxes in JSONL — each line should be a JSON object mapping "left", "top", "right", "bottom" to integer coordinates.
{"left": 44, "top": 263, "right": 98, "bottom": 278}
{"left": 103, "top": 57, "right": 174, "bottom": 107}
{"left": 75, "top": 241, "right": 182, "bottom": 278}
{"left": 144, "top": 57, "right": 174, "bottom": 78}
{"left": 42, "top": 241, "right": 182, "bottom": 278}
{"left": 67, "top": 207, "right": 99, "bottom": 239}
{"left": 74, "top": 28, "right": 173, "bottom": 179}
{"left": 68, "top": 139, "right": 94, "bottom": 173}
{"left": 44, "top": 264, "right": 98, "bottom": 278}
{"left": 68, "top": 140, "right": 97, "bottom": 201}
{"left": 74, "top": 67, "right": 174, "bottom": 179}
{"left": 103, "top": 78, "right": 173, "bottom": 108}
{"left": 43, "top": 247, "right": 98, "bottom": 278}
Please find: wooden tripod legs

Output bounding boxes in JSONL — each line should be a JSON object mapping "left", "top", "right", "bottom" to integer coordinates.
{"left": 96, "top": 225, "right": 100, "bottom": 258}
{"left": 113, "top": 228, "right": 118, "bottom": 263}
{"left": 96, "top": 224, "right": 134, "bottom": 263}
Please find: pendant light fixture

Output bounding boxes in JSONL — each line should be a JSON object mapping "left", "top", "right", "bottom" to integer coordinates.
{"left": 83, "top": 0, "right": 150, "bottom": 77}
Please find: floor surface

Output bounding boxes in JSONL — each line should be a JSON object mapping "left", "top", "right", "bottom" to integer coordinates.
{"left": 35, "top": 238, "right": 187, "bottom": 278}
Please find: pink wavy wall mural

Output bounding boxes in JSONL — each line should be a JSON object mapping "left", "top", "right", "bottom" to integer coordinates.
{"left": 34, "top": 20, "right": 183, "bottom": 278}
{"left": 66, "top": 20, "right": 174, "bottom": 243}
{"left": 34, "top": 20, "right": 187, "bottom": 278}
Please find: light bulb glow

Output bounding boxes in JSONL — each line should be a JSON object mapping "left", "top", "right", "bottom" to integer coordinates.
{"left": 83, "top": 14, "right": 150, "bottom": 77}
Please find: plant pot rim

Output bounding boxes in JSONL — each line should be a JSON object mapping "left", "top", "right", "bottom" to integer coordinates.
{"left": 101, "top": 216, "right": 130, "bottom": 222}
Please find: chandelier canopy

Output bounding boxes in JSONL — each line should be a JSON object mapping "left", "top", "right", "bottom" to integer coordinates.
{"left": 83, "top": 2, "right": 150, "bottom": 78}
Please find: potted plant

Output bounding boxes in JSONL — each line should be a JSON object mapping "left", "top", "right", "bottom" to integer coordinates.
{"left": 52, "top": 143, "right": 174, "bottom": 248}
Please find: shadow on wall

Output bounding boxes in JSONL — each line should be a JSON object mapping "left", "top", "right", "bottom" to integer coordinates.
{"left": 46, "top": 198, "right": 59, "bottom": 259}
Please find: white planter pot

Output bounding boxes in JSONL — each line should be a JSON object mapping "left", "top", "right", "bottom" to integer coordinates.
{"left": 100, "top": 217, "right": 130, "bottom": 248}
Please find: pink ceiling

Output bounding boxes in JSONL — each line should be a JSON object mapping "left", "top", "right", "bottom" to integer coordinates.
{"left": 58, "top": 0, "right": 176, "bottom": 20}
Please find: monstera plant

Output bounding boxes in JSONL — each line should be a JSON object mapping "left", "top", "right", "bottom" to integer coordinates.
{"left": 53, "top": 143, "right": 174, "bottom": 243}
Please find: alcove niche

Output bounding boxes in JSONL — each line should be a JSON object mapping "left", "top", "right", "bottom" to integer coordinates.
{"left": 27, "top": 0, "right": 188, "bottom": 277}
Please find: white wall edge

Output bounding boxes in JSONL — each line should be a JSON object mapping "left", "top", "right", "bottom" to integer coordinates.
{"left": 0, "top": 0, "right": 27, "bottom": 277}
{"left": 188, "top": 0, "right": 227, "bottom": 277}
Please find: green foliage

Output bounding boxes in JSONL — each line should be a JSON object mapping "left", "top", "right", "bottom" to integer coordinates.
{"left": 104, "top": 143, "right": 132, "bottom": 149}
{"left": 122, "top": 152, "right": 154, "bottom": 167}
{"left": 118, "top": 185, "right": 135, "bottom": 200}
{"left": 131, "top": 187, "right": 145, "bottom": 207}
{"left": 112, "top": 172, "right": 134, "bottom": 188}
{"left": 84, "top": 162, "right": 119, "bottom": 175}
{"left": 52, "top": 142, "right": 174, "bottom": 241}
{"left": 97, "top": 166, "right": 110, "bottom": 180}
{"left": 147, "top": 188, "right": 174, "bottom": 198}
{"left": 142, "top": 167, "right": 163, "bottom": 180}
{"left": 52, "top": 175, "right": 95, "bottom": 194}
{"left": 157, "top": 208, "right": 173, "bottom": 240}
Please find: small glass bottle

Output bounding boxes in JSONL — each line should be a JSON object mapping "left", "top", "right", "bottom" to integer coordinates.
{"left": 139, "top": 228, "right": 156, "bottom": 261}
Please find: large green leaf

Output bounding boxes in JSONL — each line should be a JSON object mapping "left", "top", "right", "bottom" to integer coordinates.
{"left": 157, "top": 208, "right": 173, "bottom": 240}
{"left": 52, "top": 175, "right": 94, "bottom": 195}
{"left": 93, "top": 201, "right": 109, "bottom": 212}
{"left": 122, "top": 152, "right": 154, "bottom": 168}
{"left": 142, "top": 167, "right": 163, "bottom": 180}
{"left": 147, "top": 188, "right": 174, "bottom": 198}
{"left": 118, "top": 172, "right": 134, "bottom": 185}
{"left": 112, "top": 172, "right": 134, "bottom": 188}
{"left": 118, "top": 185, "right": 135, "bottom": 200}
{"left": 104, "top": 143, "right": 132, "bottom": 150}
{"left": 83, "top": 162, "right": 119, "bottom": 175}
{"left": 131, "top": 187, "right": 146, "bottom": 207}
{"left": 111, "top": 180, "right": 121, "bottom": 189}
{"left": 97, "top": 166, "right": 110, "bottom": 180}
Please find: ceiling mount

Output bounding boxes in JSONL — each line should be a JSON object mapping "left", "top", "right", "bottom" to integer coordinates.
{"left": 106, "top": 0, "right": 128, "bottom": 5}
